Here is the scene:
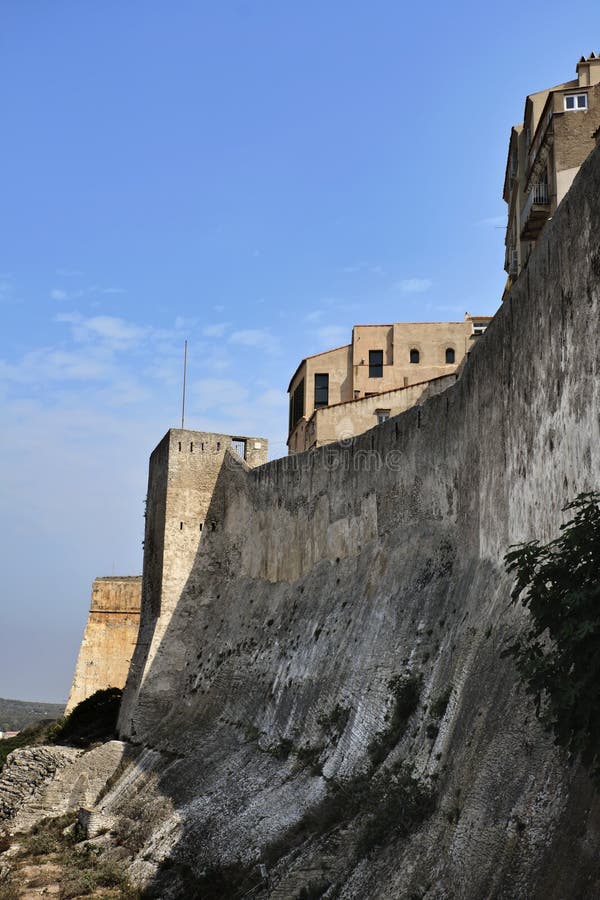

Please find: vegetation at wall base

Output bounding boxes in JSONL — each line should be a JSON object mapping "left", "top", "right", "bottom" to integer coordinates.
{"left": 368, "top": 674, "right": 422, "bottom": 768}
{"left": 503, "top": 491, "right": 600, "bottom": 783}
{"left": 52, "top": 687, "right": 123, "bottom": 748}
{"left": 0, "top": 813, "right": 141, "bottom": 899}
{"left": 0, "top": 721, "right": 57, "bottom": 773}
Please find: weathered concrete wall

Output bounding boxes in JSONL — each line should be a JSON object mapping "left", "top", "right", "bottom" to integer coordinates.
{"left": 73, "top": 145, "right": 600, "bottom": 897}
{"left": 65, "top": 577, "right": 142, "bottom": 714}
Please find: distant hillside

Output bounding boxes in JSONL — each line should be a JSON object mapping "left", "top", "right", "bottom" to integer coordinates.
{"left": 0, "top": 698, "right": 64, "bottom": 732}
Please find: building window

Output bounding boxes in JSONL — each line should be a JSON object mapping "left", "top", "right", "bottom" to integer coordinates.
{"left": 410, "top": 348, "right": 420, "bottom": 364}
{"left": 445, "top": 347, "right": 455, "bottom": 364}
{"left": 369, "top": 350, "right": 383, "bottom": 378}
{"left": 472, "top": 322, "right": 487, "bottom": 335}
{"left": 314, "top": 373, "right": 329, "bottom": 408}
{"left": 289, "top": 377, "right": 305, "bottom": 431}
{"left": 564, "top": 93, "right": 587, "bottom": 111}
{"left": 376, "top": 409, "right": 390, "bottom": 425}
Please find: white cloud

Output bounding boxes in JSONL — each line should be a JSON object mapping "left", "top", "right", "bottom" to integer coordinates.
{"left": 51, "top": 289, "right": 68, "bottom": 301}
{"left": 257, "top": 388, "right": 287, "bottom": 408}
{"left": 191, "top": 377, "right": 249, "bottom": 411}
{"left": 202, "top": 322, "right": 230, "bottom": 338}
{"left": 229, "top": 328, "right": 281, "bottom": 355}
{"left": 56, "top": 312, "right": 148, "bottom": 349}
{"left": 396, "top": 278, "right": 432, "bottom": 294}
{"left": 0, "top": 347, "right": 115, "bottom": 385}
{"left": 304, "top": 310, "right": 325, "bottom": 324}
{"left": 314, "top": 325, "right": 350, "bottom": 347}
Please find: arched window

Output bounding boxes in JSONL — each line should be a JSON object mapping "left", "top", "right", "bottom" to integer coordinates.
{"left": 445, "top": 347, "right": 455, "bottom": 364}
{"left": 409, "top": 348, "right": 420, "bottom": 364}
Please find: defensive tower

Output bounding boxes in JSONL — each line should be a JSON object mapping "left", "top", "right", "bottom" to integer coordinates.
{"left": 118, "top": 428, "right": 268, "bottom": 736}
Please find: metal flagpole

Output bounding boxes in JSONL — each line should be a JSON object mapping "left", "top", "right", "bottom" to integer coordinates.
{"left": 181, "top": 339, "right": 187, "bottom": 429}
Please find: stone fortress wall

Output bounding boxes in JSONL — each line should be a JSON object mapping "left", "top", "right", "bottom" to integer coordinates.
{"left": 104, "top": 145, "right": 600, "bottom": 898}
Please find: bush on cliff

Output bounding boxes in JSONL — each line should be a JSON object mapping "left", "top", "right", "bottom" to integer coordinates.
{"left": 368, "top": 674, "right": 422, "bottom": 768}
{"left": 504, "top": 491, "right": 600, "bottom": 783}
{"left": 52, "top": 687, "right": 123, "bottom": 748}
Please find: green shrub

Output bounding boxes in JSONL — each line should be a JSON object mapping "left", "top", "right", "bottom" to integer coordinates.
{"left": 503, "top": 492, "right": 600, "bottom": 783}
{"left": 355, "top": 761, "right": 436, "bottom": 857}
{"left": 296, "top": 744, "right": 325, "bottom": 775}
{"left": 0, "top": 882, "right": 20, "bottom": 900}
{"left": 368, "top": 674, "right": 422, "bottom": 768}
{"left": 267, "top": 738, "right": 294, "bottom": 760}
{"left": 317, "top": 705, "right": 350, "bottom": 737}
{"left": 0, "top": 721, "right": 56, "bottom": 773}
{"left": 297, "top": 880, "right": 332, "bottom": 899}
{"left": 52, "top": 688, "right": 123, "bottom": 748}
{"left": 429, "top": 687, "right": 452, "bottom": 719}
{"left": 19, "top": 813, "right": 77, "bottom": 857}
{"left": 144, "top": 859, "right": 260, "bottom": 900}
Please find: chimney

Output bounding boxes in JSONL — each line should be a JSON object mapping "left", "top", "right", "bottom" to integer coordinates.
{"left": 576, "top": 53, "right": 600, "bottom": 87}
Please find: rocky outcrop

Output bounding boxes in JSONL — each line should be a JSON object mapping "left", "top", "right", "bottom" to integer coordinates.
{"left": 0, "top": 746, "right": 80, "bottom": 826}
{"left": 0, "top": 742, "right": 129, "bottom": 834}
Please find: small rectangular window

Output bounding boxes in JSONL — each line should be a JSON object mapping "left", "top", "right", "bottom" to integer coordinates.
{"left": 314, "top": 373, "right": 329, "bottom": 408}
{"left": 289, "top": 378, "right": 305, "bottom": 431}
{"left": 564, "top": 93, "right": 587, "bottom": 110}
{"left": 369, "top": 350, "right": 383, "bottom": 378}
{"left": 376, "top": 409, "right": 390, "bottom": 425}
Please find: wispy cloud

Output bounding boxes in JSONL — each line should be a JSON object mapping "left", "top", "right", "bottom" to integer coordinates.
{"left": 50, "top": 284, "right": 126, "bottom": 303}
{"left": 56, "top": 312, "right": 148, "bottom": 349}
{"left": 314, "top": 325, "right": 349, "bottom": 347}
{"left": 395, "top": 278, "right": 432, "bottom": 294}
{"left": 340, "top": 262, "right": 386, "bottom": 276}
{"left": 0, "top": 278, "right": 20, "bottom": 306}
{"left": 191, "top": 377, "right": 249, "bottom": 411}
{"left": 202, "top": 322, "right": 230, "bottom": 338}
{"left": 229, "top": 328, "right": 281, "bottom": 355}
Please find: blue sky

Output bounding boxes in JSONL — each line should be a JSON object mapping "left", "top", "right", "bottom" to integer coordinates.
{"left": 1, "top": 2, "right": 599, "bottom": 701}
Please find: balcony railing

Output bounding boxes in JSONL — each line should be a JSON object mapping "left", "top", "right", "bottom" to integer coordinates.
{"left": 520, "top": 182, "right": 550, "bottom": 237}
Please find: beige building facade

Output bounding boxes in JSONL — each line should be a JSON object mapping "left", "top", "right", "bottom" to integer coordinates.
{"left": 504, "top": 54, "right": 600, "bottom": 284}
{"left": 66, "top": 576, "right": 142, "bottom": 714}
{"left": 288, "top": 315, "right": 492, "bottom": 453}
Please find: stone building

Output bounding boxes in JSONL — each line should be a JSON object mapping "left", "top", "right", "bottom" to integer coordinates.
{"left": 67, "top": 431, "right": 268, "bottom": 720}
{"left": 66, "top": 577, "right": 142, "bottom": 714}
{"left": 287, "top": 315, "right": 492, "bottom": 453}
{"left": 503, "top": 53, "right": 600, "bottom": 283}
{"left": 117, "top": 429, "right": 268, "bottom": 735}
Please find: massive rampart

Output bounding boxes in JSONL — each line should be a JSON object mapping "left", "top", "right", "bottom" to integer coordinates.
{"left": 99, "top": 146, "right": 600, "bottom": 897}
